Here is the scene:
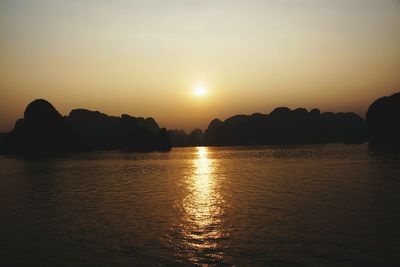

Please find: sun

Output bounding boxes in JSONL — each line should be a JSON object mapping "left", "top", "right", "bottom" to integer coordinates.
{"left": 193, "top": 85, "right": 207, "bottom": 97}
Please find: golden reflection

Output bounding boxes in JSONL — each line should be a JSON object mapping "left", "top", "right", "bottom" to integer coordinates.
{"left": 189, "top": 147, "right": 215, "bottom": 227}
{"left": 179, "top": 146, "right": 226, "bottom": 264}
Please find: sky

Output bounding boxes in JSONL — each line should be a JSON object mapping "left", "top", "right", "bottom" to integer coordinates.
{"left": 1, "top": 0, "right": 399, "bottom": 132}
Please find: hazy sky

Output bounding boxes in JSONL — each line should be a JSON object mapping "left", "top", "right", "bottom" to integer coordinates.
{"left": 1, "top": 0, "right": 399, "bottom": 132}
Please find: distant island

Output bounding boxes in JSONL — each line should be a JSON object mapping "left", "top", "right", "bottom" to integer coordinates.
{"left": 0, "top": 99, "right": 171, "bottom": 155}
{"left": 0, "top": 92, "right": 399, "bottom": 155}
{"left": 170, "top": 92, "right": 399, "bottom": 148}
{"left": 169, "top": 108, "right": 366, "bottom": 147}
{"left": 168, "top": 129, "right": 204, "bottom": 147}
{"left": 203, "top": 108, "right": 366, "bottom": 146}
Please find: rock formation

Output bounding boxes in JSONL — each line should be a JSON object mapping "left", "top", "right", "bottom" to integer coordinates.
{"left": 366, "top": 92, "right": 400, "bottom": 146}
{"left": 0, "top": 99, "right": 83, "bottom": 154}
{"left": 168, "top": 129, "right": 204, "bottom": 147}
{"left": 204, "top": 107, "right": 365, "bottom": 146}
{"left": 0, "top": 99, "right": 171, "bottom": 154}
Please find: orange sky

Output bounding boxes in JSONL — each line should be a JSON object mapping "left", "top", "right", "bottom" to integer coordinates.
{"left": 1, "top": 0, "right": 399, "bottom": 132}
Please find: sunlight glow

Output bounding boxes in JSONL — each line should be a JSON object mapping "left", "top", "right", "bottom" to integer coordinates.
{"left": 193, "top": 85, "right": 207, "bottom": 97}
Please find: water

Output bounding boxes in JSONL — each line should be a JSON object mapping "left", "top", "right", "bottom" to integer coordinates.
{"left": 1, "top": 144, "right": 399, "bottom": 266}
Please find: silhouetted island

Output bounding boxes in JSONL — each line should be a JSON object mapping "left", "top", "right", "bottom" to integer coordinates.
{"left": 366, "top": 92, "right": 400, "bottom": 147}
{"left": 204, "top": 107, "right": 366, "bottom": 146}
{"left": 168, "top": 129, "right": 204, "bottom": 147}
{"left": 6, "top": 96, "right": 400, "bottom": 153}
{"left": 0, "top": 99, "right": 171, "bottom": 155}
{"left": 68, "top": 109, "right": 170, "bottom": 151}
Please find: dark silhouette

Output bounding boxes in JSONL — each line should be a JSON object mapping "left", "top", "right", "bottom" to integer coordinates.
{"left": 0, "top": 132, "right": 7, "bottom": 148}
{"left": 204, "top": 107, "right": 365, "bottom": 146}
{"left": 168, "top": 129, "right": 188, "bottom": 147}
{"left": 157, "top": 128, "right": 172, "bottom": 151}
{"left": 168, "top": 129, "right": 204, "bottom": 147}
{"left": 0, "top": 99, "right": 83, "bottom": 154}
{"left": 1, "top": 99, "right": 380, "bottom": 153}
{"left": 67, "top": 109, "right": 165, "bottom": 151}
{"left": 68, "top": 109, "right": 120, "bottom": 150}
{"left": 366, "top": 92, "right": 400, "bottom": 147}
{"left": 189, "top": 129, "right": 204, "bottom": 146}
{"left": 0, "top": 99, "right": 171, "bottom": 155}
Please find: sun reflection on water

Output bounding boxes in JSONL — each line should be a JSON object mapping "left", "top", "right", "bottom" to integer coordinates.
{"left": 191, "top": 147, "right": 214, "bottom": 227}
{"left": 179, "top": 146, "right": 227, "bottom": 265}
